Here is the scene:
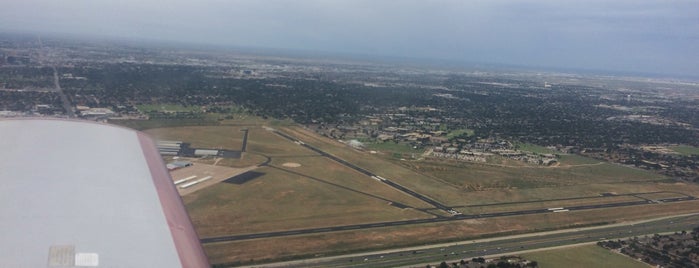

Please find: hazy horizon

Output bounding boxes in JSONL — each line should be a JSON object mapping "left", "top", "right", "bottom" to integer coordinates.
{"left": 2, "top": 0, "right": 697, "bottom": 78}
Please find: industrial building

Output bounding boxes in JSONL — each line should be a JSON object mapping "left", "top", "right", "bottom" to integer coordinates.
{"left": 157, "top": 140, "right": 184, "bottom": 155}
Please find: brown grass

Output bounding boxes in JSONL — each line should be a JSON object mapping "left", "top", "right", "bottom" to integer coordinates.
{"left": 142, "top": 123, "right": 699, "bottom": 266}
{"left": 204, "top": 200, "right": 699, "bottom": 265}
{"left": 184, "top": 166, "right": 432, "bottom": 237}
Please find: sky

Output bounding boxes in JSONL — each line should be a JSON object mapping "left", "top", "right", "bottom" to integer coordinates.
{"left": 1, "top": 0, "right": 697, "bottom": 77}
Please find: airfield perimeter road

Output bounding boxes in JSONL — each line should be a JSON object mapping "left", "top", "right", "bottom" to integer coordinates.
{"left": 245, "top": 213, "right": 699, "bottom": 268}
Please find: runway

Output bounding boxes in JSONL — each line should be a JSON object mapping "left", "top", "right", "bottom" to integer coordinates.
{"left": 201, "top": 129, "right": 697, "bottom": 267}
{"left": 200, "top": 195, "right": 695, "bottom": 244}
{"left": 271, "top": 130, "right": 455, "bottom": 213}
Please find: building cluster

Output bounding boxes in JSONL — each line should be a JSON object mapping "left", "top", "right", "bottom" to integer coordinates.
{"left": 581, "top": 144, "right": 699, "bottom": 181}
{"left": 310, "top": 110, "right": 558, "bottom": 165}
{"left": 431, "top": 142, "right": 558, "bottom": 165}
{"left": 430, "top": 150, "right": 488, "bottom": 162}
{"left": 598, "top": 230, "right": 699, "bottom": 268}
{"left": 429, "top": 256, "right": 538, "bottom": 268}
{"left": 310, "top": 110, "right": 469, "bottom": 147}
{"left": 0, "top": 90, "right": 65, "bottom": 117}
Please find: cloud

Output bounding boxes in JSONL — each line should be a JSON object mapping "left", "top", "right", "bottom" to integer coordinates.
{"left": 0, "top": 0, "right": 696, "bottom": 76}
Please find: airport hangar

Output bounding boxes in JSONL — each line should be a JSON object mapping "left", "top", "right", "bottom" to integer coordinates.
{"left": 0, "top": 119, "right": 209, "bottom": 267}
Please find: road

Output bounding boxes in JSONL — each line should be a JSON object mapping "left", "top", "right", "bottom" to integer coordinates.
{"left": 249, "top": 213, "right": 699, "bottom": 268}
{"left": 37, "top": 36, "right": 75, "bottom": 117}
{"left": 52, "top": 66, "right": 75, "bottom": 117}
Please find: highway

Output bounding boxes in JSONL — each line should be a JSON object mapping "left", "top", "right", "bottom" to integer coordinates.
{"left": 252, "top": 214, "right": 699, "bottom": 268}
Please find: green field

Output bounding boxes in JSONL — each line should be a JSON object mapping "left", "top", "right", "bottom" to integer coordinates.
{"left": 446, "top": 128, "right": 475, "bottom": 139}
{"left": 137, "top": 103, "right": 203, "bottom": 113}
{"left": 111, "top": 118, "right": 220, "bottom": 130}
{"left": 670, "top": 145, "right": 699, "bottom": 156}
{"left": 365, "top": 141, "right": 423, "bottom": 154}
{"left": 145, "top": 126, "right": 245, "bottom": 149}
{"left": 514, "top": 142, "right": 557, "bottom": 154}
{"left": 558, "top": 154, "right": 603, "bottom": 165}
{"left": 522, "top": 245, "right": 650, "bottom": 268}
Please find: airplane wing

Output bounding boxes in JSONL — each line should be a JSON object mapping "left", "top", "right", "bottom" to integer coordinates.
{"left": 0, "top": 118, "right": 209, "bottom": 267}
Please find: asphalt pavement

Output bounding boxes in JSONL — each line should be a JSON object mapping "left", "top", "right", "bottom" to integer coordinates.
{"left": 253, "top": 213, "right": 699, "bottom": 268}
{"left": 200, "top": 195, "right": 696, "bottom": 244}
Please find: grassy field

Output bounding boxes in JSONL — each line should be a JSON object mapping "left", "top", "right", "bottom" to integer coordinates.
{"left": 279, "top": 126, "right": 470, "bottom": 205}
{"left": 397, "top": 158, "right": 665, "bottom": 201}
{"left": 145, "top": 126, "right": 245, "bottom": 149}
{"left": 111, "top": 118, "right": 219, "bottom": 130}
{"left": 136, "top": 103, "right": 203, "bottom": 113}
{"left": 364, "top": 141, "right": 423, "bottom": 154}
{"left": 558, "top": 154, "right": 604, "bottom": 165}
{"left": 446, "top": 128, "right": 475, "bottom": 139}
{"left": 276, "top": 126, "right": 699, "bottom": 203}
{"left": 670, "top": 145, "right": 699, "bottom": 156}
{"left": 204, "top": 200, "right": 699, "bottom": 265}
{"left": 145, "top": 124, "right": 435, "bottom": 238}
{"left": 135, "top": 121, "right": 699, "bottom": 266}
{"left": 521, "top": 244, "right": 650, "bottom": 268}
{"left": 196, "top": 153, "right": 269, "bottom": 168}
{"left": 514, "top": 142, "right": 557, "bottom": 154}
{"left": 268, "top": 155, "right": 433, "bottom": 208}
{"left": 183, "top": 166, "right": 430, "bottom": 237}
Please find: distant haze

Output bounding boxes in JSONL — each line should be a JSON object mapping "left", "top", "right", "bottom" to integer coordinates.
{"left": 2, "top": 0, "right": 697, "bottom": 77}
